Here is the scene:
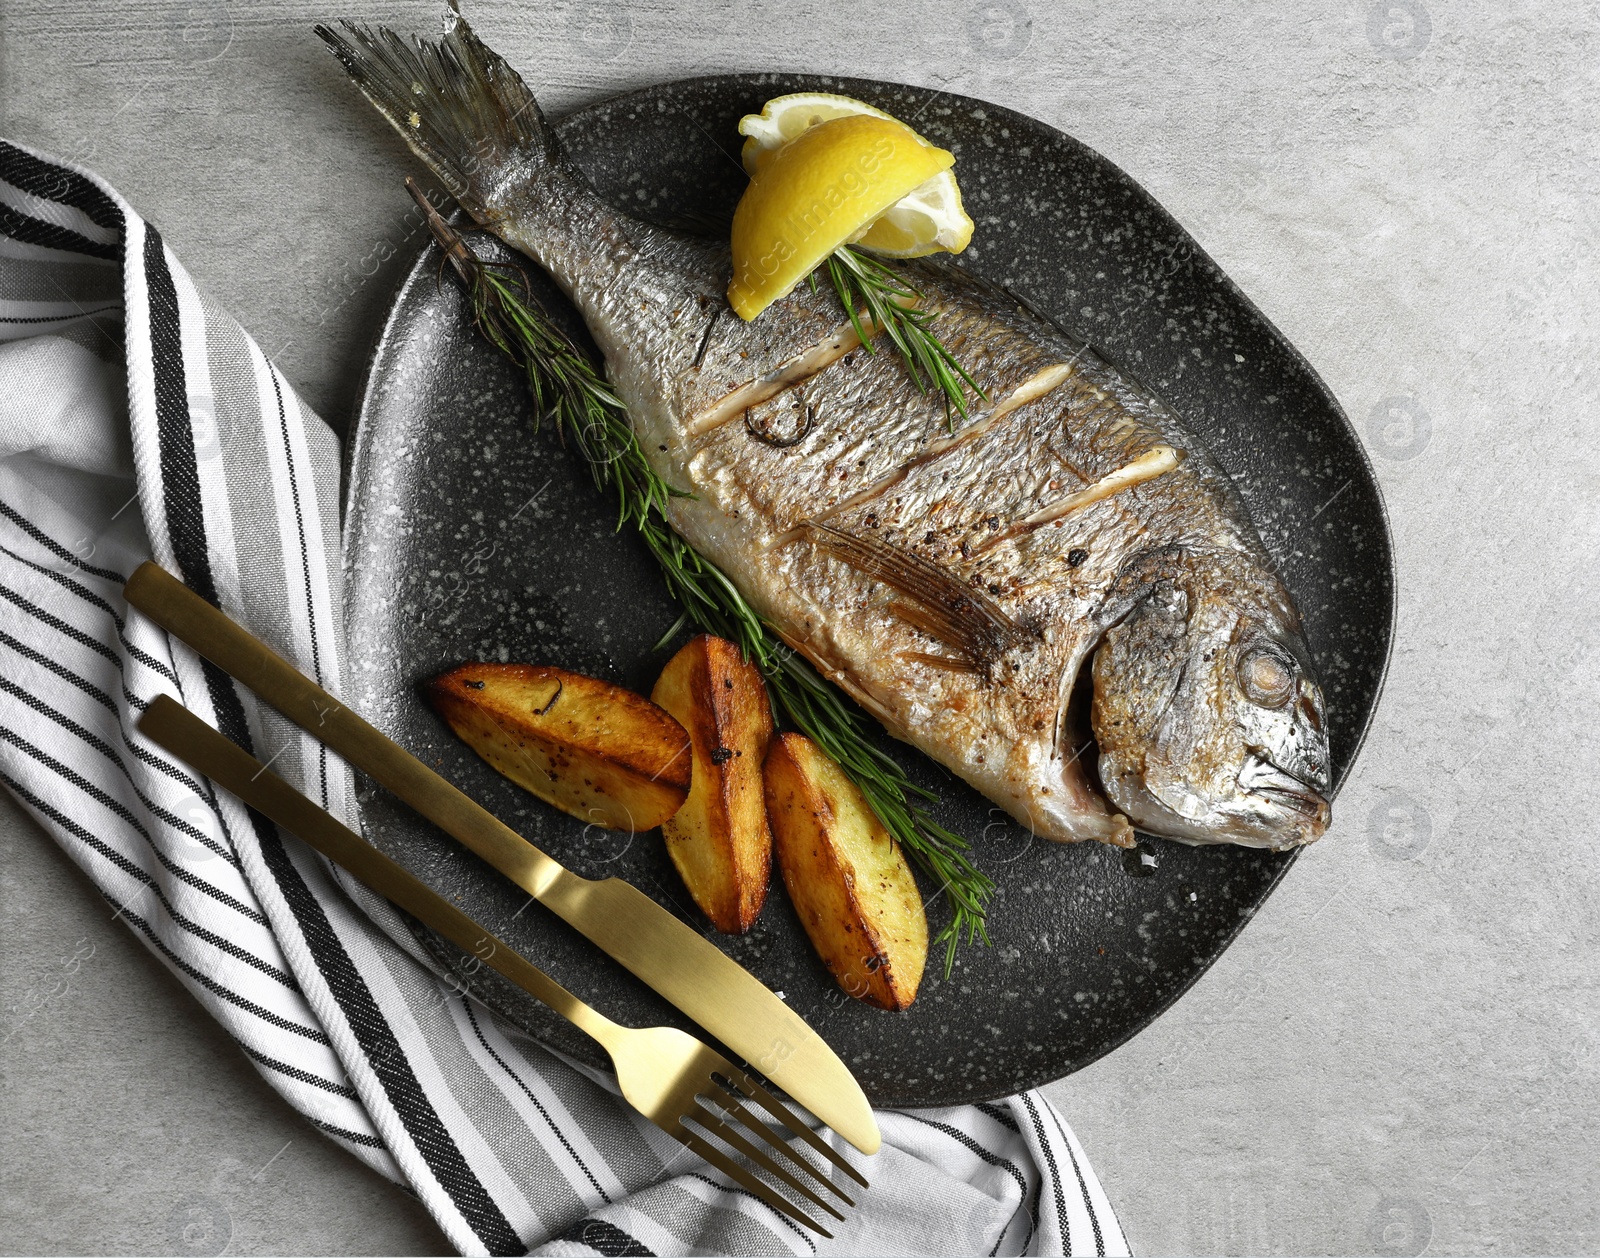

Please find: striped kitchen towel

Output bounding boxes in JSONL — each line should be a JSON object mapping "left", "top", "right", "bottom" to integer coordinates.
{"left": 0, "top": 137, "right": 1130, "bottom": 1258}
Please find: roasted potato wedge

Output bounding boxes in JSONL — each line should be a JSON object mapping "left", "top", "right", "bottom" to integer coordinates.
{"left": 764, "top": 732, "right": 928, "bottom": 1009}
{"left": 650, "top": 634, "right": 774, "bottom": 933}
{"left": 426, "top": 663, "right": 690, "bottom": 831}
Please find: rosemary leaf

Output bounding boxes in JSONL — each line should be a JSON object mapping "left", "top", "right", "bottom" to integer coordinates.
{"left": 826, "top": 245, "right": 988, "bottom": 431}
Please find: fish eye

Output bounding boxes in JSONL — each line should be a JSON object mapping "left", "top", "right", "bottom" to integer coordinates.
{"left": 1237, "top": 646, "right": 1295, "bottom": 707}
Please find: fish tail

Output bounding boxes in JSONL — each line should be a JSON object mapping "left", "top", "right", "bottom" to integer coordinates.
{"left": 314, "top": 11, "right": 569, "bottom": 225}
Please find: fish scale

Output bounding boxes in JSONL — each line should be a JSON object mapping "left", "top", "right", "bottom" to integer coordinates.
{"left": 683, "top": 288, "right": 1117, "bottom": 550}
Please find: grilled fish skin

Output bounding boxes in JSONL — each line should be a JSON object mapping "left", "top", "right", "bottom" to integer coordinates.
{"left": 317, "top": 15, "right": 1332, "bottom": 850}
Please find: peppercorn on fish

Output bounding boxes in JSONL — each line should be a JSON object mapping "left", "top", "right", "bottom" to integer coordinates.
{"left": 317, "top": 15, "right": 1333, "bottom": 850}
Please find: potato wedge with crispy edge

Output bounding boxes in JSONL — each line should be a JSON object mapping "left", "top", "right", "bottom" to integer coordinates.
{"left": 426, "top": 663, "right": 690, "bottom": 831}
{"left": 764, "top": 732, "right": 929, "bottom": 1009}
{"left": 650, "top": 634, "right": 774, "bottom": 933}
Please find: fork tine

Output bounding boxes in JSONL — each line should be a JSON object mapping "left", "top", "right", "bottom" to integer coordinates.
{"left": 688, "top": 1101, "right": 847, "bottom": 1220}
{"left": 706, "top": 1087, "right": 856, "bottom": 1207}
{"left": 675, "top": 1128, "right": 833, "bottom": 1238}
{"left": 719, "top": 1067, "right": 871, "bottom": 1189}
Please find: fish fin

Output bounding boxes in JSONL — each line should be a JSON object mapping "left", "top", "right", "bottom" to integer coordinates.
{"left": 897, "top": 649, "right": 980, "bottom": 675}
{"left": 803, "top": 523, "right": 1028, "bottom": 671}
{"left": 314, "top": 13, "right": 566, "bottom": 224}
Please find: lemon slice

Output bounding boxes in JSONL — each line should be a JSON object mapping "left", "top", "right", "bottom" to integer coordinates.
{"left": 738, "top": 92, "right": 975, "bottom": 262}
{"left": 728, "top": 114, "right": 955, "bottom": 321}
{"left": 739, "top": 92, "right": 896, "bottom": 176}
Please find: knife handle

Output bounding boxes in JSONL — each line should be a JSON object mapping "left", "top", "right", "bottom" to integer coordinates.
{"left": 136, "top": 695, "right": 619, "bottom": 1043}
{"left": 124, "top": 561, "right": 566, "bottom": 901}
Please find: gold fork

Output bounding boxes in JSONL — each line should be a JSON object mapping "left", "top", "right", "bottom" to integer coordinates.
{"left": 137, "top": 695, "right": 866, "bottom": 1237}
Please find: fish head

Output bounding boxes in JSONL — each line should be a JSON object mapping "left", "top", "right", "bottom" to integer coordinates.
{"left": 1089, "top": 558, "right": 1331, "bottom": 848}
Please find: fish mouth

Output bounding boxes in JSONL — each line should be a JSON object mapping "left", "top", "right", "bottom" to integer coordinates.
{"left": 1239, "top": 751, "right": 1330, "bottom": 825}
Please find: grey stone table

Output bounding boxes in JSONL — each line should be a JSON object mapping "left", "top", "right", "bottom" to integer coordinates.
{"left": 3, "top": 2, "right": 1596, "bottom": 1253}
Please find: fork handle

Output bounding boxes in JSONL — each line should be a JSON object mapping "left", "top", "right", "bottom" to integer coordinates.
{"left": 137, "top": 695, "right": 622, "bottom": 1047}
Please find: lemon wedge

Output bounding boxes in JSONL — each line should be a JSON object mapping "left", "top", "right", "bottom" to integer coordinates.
{"left": 738, "top": 92, "right": 975, "bottom": 263}
{"left": 728, "top": 114, "right": 955, "bottom": 321}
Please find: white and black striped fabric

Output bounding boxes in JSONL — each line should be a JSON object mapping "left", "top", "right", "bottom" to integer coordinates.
{"left": 0, "top": 139, "right": 1131, "bottom": 1258}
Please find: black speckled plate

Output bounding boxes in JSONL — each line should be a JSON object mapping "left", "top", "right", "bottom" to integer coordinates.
{"left": 343, "top": 75, "right": 1393, "bottom": 1108}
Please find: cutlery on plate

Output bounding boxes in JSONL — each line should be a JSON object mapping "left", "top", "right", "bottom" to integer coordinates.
{"left": 122, "top": 560, "right": 879, "bottom": 1156}
{"left": 138, "top": 694, "right": 866, "bottom": 1237}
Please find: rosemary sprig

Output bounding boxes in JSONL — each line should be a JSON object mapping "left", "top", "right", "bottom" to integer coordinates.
{"left": 409, "top": 180, "right": 993, "bottom": 973}
{"left": 826, "top": 245, "right": 988, "bottom": 430}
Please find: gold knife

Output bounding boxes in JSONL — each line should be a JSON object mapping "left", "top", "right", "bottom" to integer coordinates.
{"left": 138, "top": 695, "right": 865, "bottom": 1235}
{"left": 124, "top": 560, "right": 879, "bottom": 1155}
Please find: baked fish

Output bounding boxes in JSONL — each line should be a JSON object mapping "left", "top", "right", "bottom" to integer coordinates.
{"left": 318, "top": 16, "right": 1332, "bottom": 850}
